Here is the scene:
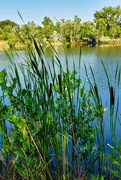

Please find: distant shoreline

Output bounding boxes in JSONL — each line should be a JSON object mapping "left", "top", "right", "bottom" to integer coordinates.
{"left": 0, "top": 39, "right": 121, "bottom": 52}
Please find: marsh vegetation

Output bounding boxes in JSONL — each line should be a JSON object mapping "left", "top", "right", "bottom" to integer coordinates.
{"left": 0, "top": 24, "right": 121, "bottom": 180}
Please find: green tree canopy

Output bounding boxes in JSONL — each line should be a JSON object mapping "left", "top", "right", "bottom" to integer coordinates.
{"left": 42, "top": 16, "right": 54, "bottom": 41}
{"left": 94, "top": 6, "right": 121, "bottom": 38}
{"left": 55, "top": 16, "right": 81, "bottom": 43}
{"left": 0, "top": 19, "right": 18, "bottom": 29}
{"left": 73, "top": 15, "right": 81, "bottom": 42}
{"left": 81, "top": 21, "right": 96, "bottom": 39}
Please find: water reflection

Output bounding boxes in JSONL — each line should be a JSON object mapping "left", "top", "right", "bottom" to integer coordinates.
{"left": 0, "top": 45, "right": 121, "bottom": 143}
{"left": 1, "top": 45, "right": 121, "bottom": 94}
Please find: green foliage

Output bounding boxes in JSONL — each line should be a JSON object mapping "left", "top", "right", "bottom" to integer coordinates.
{"left": 84, "top": 58, "right": 121, "bottom": 178}
{"left": 0, "top": 35, "right": 106, "bottom": 179}
{"left": 107, "top": 139, "right": 121, "bottom": 179}
{"left": 90, "top": 174, "right": 104, "bottom": 180}
{"left": 0, "top": 28, "right": 4, "bottom": 40}
{"left": 0, "top": 17, "right": 121, "bottom": 178}
{"left": 94, "top": 6, "right": 121, "bottom": 38}
{"left": 42, "top": 16, "right": 54, "bottom": 42}
{"left": 81, "top": 21, "right": 97, "bottom": 42}
{"left": 54, "top": 69, "right": 104, "bottom": 160}
{"left": 55, "top": 16, "right": 81, "bottom": 44}
{"left": 0, "top": 19, "right": 18, "bottom": 29}
{"left": 1, "top": 6, "right": 121, "bottom": 47}
{"left": 7, "top": 33, "right": 17, "bottom": 48}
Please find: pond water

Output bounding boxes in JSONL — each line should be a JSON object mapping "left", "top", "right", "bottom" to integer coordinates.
{"left": 0, "top": 45, "right": 121, "bottom": 146}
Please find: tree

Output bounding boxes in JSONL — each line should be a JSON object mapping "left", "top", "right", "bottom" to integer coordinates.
{"left": 55, "top": 16, "right": 81, "bottom": 44}
{"left": 81, "top": 21, "right": 97, "bottom": 39}
{"left": 7, "top": 33, "right": 17, "bottom": 48}
{"left": 73, "top": 15, "right": 81, "bottom": 42}
{"left": 61, "top": 19, "right": 73, "bottom": 42}
{"left": 94, "top": 6, "right": 121, "bottom": 38}
{"left": 42, "top": 16, "right": 54, "bottom": 42}
{"left": 0, "top": 20, "right": 18, "bottom": 29}
{"left": 2, "top": 25, "right": 18, "bottom": 44}
{"left": 35, "top": 25, "right": 45, "bottom": 43}
{"left": 0, "top": 28, "right": 4, "bottom": 40}
{"left": 56, "top": 18, "right": 75, "bottom": 43}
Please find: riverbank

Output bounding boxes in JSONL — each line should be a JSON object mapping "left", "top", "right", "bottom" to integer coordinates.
{"left": 0, "top": 40, "right": 25, "bottom": 52}
{"left": 98, "top": 36, "right": 121, "bottom": 45}
{"left": 0, "top": 38, "right": 121, "bottom": 52}
{"left": 0, "top": 41, "right": 9, "bottom": 51}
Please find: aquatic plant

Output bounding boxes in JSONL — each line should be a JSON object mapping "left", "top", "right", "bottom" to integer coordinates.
{"left": 0, "top": 24, "right": 121, "bottom": 179}
{"left": 84, "top": 58, "right": 121, "bottom": 178}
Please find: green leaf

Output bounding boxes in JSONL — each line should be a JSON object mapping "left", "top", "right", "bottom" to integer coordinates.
{"left": 12, "top": 147, "right": 25, "bottom": 158}
{"left": 108, "top": 168, "right": 121, "bottom": 178}
{"left": 14, "top": 165, "right": 27, "bottom": 177}
{"left": 22, "top": 139, "right": 30, "bottom": 150}
{"left": 0, "top": 69, "right": 7, "bottom": 83}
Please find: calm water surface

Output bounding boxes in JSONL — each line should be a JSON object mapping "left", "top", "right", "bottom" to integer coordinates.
{"left": 0, "top": 45, "right": 121, "bottom": 145}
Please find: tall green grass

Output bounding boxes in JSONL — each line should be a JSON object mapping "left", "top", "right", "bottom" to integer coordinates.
{"left": 0, "top": 26, "right": 121, "bottom": 179}
{"left": 84, "top": 59, "right": 121, "bottom": 178}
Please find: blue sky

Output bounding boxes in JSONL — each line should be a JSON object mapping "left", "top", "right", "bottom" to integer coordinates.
{"left": 0, "top": 0, "right": 121, "bottom": 25}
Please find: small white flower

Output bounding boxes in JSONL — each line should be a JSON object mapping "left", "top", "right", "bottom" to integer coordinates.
{"left": 104, "top": 108, "right": 107, "bottom": 112}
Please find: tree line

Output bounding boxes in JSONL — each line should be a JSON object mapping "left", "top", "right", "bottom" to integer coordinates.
{"left": 0, "top": 5, "right": 121, "bottom": 48}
